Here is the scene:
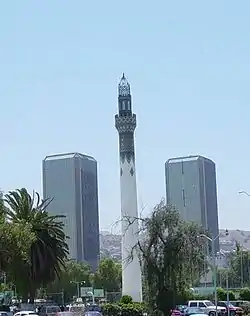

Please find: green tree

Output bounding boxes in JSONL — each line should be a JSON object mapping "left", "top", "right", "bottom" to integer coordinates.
{"left": 0, "top": 204, "right": 34, "bottom": 274}
{"left": 239, "top": 288, "right": 250, "bottom": 301}
{"left": 93, "top": 258, "right": 122, "bottom": 292}
{"left": 221, "top": 242, "right": 250, "bottom": 288}
{"left": 216, "top": 288, "right": 235, "bottom": 301}
{"left": 129, "top": 202, "right": 206, "bottom": 316}
{"left": 4, "top": 188, "right": 69, "bottom": 302}
{"left": 46, "top": 260, "right": 92, "bottom": 302}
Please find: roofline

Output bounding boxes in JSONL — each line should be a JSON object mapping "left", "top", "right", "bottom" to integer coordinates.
{"left": 43, "top": 152, "right": 96, "bottom": 162}
{"left": 165, "top": 155, "right": 215, "bottom": 164}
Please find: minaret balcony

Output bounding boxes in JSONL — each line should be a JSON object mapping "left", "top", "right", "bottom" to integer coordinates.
{"left": 115, "top": 114, "right": 137, "bottom": 133}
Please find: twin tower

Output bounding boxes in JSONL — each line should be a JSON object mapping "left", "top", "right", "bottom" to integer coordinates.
{"left": 115, "top": 74, "right": 142, "bottom": 302}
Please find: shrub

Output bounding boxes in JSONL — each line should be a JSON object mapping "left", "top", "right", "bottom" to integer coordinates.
{"left": 102, "top": 303, "right": 148, "bottom": 316}
{"left": 228, "top": 291, "right": 236, "bottom": 300}
{"left": 121, "top": 304, "right": 140, "bottom": 316}
{"left": 121, "top": 295, "right": 133, "bottom": 304}
{"left": 239, "top": 288, "right": 250, "bottom": 301}
{"left": 102, "top": 303, "right": 121, "bottom": 316}
{"left": 217, "top": 288, "right": 227, "bottom": 301}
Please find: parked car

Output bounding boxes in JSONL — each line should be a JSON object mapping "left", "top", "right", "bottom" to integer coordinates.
{"left": 230, "top": 301, "right": 250, "bottom": 315}
{"left": 84, "top": 305, "right": 102, "bottom": 313}
{"left": 39, "top": 306, "right": 61, "bottom": 316}
{"left": 176, "top": 305, "right": 188, "bottom": 315}
{"left": 171, "top": 309, "right": 182, "bottom": 316}
{"left": 56, "top": 312, "right": 74, "bottom": 316}
{"left": 217, "top": 301, "right": 243, "bottom": 316}
{"left": 187, "top": 300, "right": 226, "bottom": 316}
{"left": 184, "top": 307, "right": 207, "bottom": 316}
{"left": 14, "top": 311, "right": 38, "bottom": 316}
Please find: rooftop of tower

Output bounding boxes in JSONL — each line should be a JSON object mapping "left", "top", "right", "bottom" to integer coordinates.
{"left": 166, "top": 155, "right": 215, "bottom": 164}
{"left": 118, "top": 73, "right": 130, "bottom": 96}
{"left": 44, "top": 152, "right": 96, "bottom": 162}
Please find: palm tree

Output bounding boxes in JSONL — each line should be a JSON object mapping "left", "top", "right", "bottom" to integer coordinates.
{"left": 4, "top": 188, "right": 69, "bottom": 302}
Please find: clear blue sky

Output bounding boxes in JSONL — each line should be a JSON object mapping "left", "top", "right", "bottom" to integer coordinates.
{"left": 1, "top": 0, "right": 250, "bottom": 231}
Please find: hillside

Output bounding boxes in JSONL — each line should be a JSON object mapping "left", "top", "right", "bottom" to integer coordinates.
{"left": 100, "top": 229, "right": 250, "bottom": 260}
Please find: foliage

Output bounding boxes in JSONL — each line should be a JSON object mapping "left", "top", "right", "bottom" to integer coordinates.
{"left": 239, "top": 287, "right": 250, "bottom": 300}
{"left": 46, "top": 260, "right": 92, "bottom": 302}
{"left": 217, "top": 287, "right": 235, "bottom": 301}
{"left": 128, "top": 201, "right": 206, "bottom": 316}
{"left": 120, "top": 295, "right": 133, "bottom": 304}
{"left": 46, "top": 258, "right": 121, "bottom": 303}
{"left": 4, "top": 188, "right": 69, "bottom": 302}
{"left": 93, "top": 258, "right": 122, "bottom": 292}
{"left": 215, "top": 243, "right": 250, "bottom": 289}
{"left": 238, "top": 301, "right": 250, "bottom": 315}
{"left": 102, "top": 303, "right": 147, "bottom": 316}
{"left": 0, "top": 211, "right": 35, "bottom": 272}
{"left": 102, "top": 303, "right": 121, "bottom": 316}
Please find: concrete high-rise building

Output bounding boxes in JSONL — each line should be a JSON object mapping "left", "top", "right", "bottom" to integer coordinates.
{"left": 115, "top": 74, "right": 142, "bottom": 302}
{"left": 42, "top": 152, "right": 100, "bottom": 271}
{"left": 165, "top": 155, "right": 220, "bottom": 252}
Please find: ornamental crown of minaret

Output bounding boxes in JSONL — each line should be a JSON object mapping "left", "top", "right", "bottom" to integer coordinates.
{"left": 118, "top": 73, "right": 130, "bottom": 97}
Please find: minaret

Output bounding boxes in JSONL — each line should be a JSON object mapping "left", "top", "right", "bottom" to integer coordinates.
{"left": 115, "top": 74, "right": 142, "bottom": 302}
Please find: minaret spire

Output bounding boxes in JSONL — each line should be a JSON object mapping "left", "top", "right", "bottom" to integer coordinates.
{"left": 114, "top": 74, "right": 142, "bottom": 302}
{"left": 118, "top": 74, "right": 132, "bottom": 115}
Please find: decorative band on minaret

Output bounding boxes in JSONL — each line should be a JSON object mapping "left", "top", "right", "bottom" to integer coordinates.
{"left": 115, "top": 73, "right": 142, "bottom": 302}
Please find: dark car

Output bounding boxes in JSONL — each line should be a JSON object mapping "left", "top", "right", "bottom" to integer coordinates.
{"left": 39, "top": 306, "right": 61, "bottom": 316}
{"left": 84, "top": 305, "right": 102, "bottom": 316}
{"left": 217, "top": 302, "right": 243, "bottom": 316}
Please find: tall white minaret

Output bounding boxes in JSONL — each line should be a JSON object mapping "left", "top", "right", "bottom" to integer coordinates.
{"left": 115, "top": 74, "right": 142, "bottom": 302}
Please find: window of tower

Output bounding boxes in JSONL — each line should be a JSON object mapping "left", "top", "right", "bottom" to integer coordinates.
{"left": 122, "top": 101, "right": 126, "bottom": 110}
{"left": 127, "top": 100, "right": 131, "bottom": 110}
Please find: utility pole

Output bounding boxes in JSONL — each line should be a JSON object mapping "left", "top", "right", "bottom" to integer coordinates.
{"left": 61, "top": 290, "right": 64, "bottom": 305}
{"left": 70, "top": 281, "right": 85, "bottom": 298}
{"left": 241, "top": 249, "right": 244, "bottom": 288}
{"left": 3, "top": 273, "right": 6, "bottom": 285}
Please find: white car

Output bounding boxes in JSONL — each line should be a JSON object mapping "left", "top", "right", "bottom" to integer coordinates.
{"left": 14, "top": 311, "right": 38, "bottom": 316}
{"left": 187, "top": 301, "right": 226, "bottom": 316}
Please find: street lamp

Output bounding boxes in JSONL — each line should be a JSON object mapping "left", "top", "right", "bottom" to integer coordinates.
{"left": 238, "top": 191, "right": 250, "bottom": 197}
{"left": 198, "top": 230, "right": 229, "bottom": 316}
{"left": 87, "top": 291, "right": 95, "bottom": 304}
{"left": 218, "top": 250, "right": 230, "bottom": 316}
{"left": 238, "top": 190, "right": 250, "bottom": 287}
{"left": 70, "top": 280, "right": 85, "bottom": 298}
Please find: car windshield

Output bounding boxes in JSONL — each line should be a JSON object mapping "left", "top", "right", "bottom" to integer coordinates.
{"left": 70, "top": 307, "right": 84, "bottom": 312}
{"left": 85, "top": 313, "right": 102, "bottom": 316}
{"left": 47, "top": 307, "right": 60, "bottom": 313}
{"left": 204, "top": 301, "right": 214, "bottom": 307}
{"left": 86, "top": 306, "right": 101, "bottom": 312}
{"left": 227, "top": 303, "right": 235, "bottom": 308}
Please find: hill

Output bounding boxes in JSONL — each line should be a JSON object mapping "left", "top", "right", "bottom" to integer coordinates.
{"left": 100, "top": 229, "right": 250, "bottom": 260}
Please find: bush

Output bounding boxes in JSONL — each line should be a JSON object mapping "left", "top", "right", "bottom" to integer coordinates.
{"left": 121, "top": 295, "right": 133, "bottom": 304}
{"left": 239, "top": 288, "right": 250, "bottom": 301}
{"left": 121, "top": 304, "right": 141, "bottom": 316}
{"left": 217, "top": 288, "right": 227, "bottom": 301}
{"left": 228, "top": 291, "right": 236, "bottom": 300}
{"left": 102, "top": 303, "right": 148, "bottom": 316}
{"left": 102, "top": 303, "right": 121, "bottom": 316}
